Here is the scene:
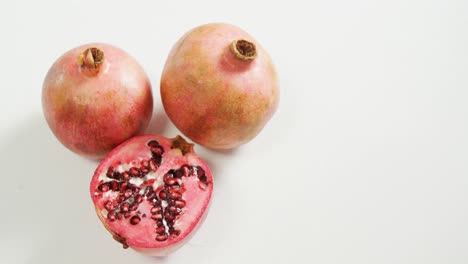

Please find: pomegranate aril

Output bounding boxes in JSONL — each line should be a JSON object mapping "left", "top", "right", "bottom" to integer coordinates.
{"left": 151, "top": 214, "right": 163, "bottom": 220}
{"left": 98, "top": 182, "right": 110, "bottom": 192}
{"left": 196, "top": 166, "right": 207, "bottom": 182}
{"left": 174, "top": 200, "right": 186, "bottom": 208}
{"left": 149, "top": 158, "right": 159, "bottom": 171}
{"left": 121, "top": 203, "right": 129, "bottom": 213}
{"left": 106, "top": 167, "right": 114, "bottom": 178}
{"left": 155, "top": 226, "right": 166, "bottom": 234}
{"left": 104, "top": 201, "right": 115, "bottom": 211}
{"left": 129, "top": 203, "right": 139, "bottom": 211}
{"left": 130, "top": 215, "right": 141, "bottom": 225}
{"left": 124, "top": 189, "right": 133, "bottom": 198}
{"left": 107, "top": 212, "right": 116, "bottom": 222}
{"left": 124, "top": 212, "right": 131, "bottom": 219}
{"left": 168, "top": 206, "right": 177, "bottom": 213}
{"left": 116, "top": 213, "right": 123, "bottom": 220}
{"left": 121, "top": 172, "right": 130, "bottom": 181}
{"left": 135, "top": 195, "right": 143, "bottom": 204}
{"left": 169, "top": 228, "right": 181, "bottom": 237}
{"left": 164, "top": 174, "right": 178, "bottom": 186}
{"left": 151, "top": 146, "right": 164, "bottom": 156}
{"left": 155, "top": 234, "right": 168, "bottom": 242}
{"left": 159, "top": 190, "right": 167, "bottom": 200}
{"left": 151, "top": 206, "right": 162, "bottom": 214}
{"left": 179, "top": 165, "right": 192, "bottom": 177}
{"left": 147, "top": 140, "right": 159, "bottom": 148}
{"left": 110, "top": 181, "right": 120, "bottom": 191}
{"left": 117, "top": 195, "right": 125, "bottom": 203}
{"left": 107, "top": 170, "right": 121, "bottom": 180}
{"left": 120, "top": 182, "right": 129, "bottom": 192}
{"left": 169, "top": 191, "right": 182, "bottom": 200}
{"left": 129, "top": 167, "right": 141, "bottom": 177}
{"left": 141, "top": 167, "right": 150, "bottom": 174}
{"left": 164, "top": 212, "right": 175, "bottom": 221}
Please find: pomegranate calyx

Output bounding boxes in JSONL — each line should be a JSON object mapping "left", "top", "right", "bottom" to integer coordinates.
{"left": 78, "top": 47, "right": 104, "bottom": 76}
{"left": 171, "top": 135, "right": 194, "bottom": 155}
{"left": 230, "top": 39, "right": 257, "bottom": 60}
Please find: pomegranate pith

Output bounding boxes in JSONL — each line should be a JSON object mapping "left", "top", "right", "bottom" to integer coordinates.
{"left": 90, "top": 135, "right": 213, "bottom": 256}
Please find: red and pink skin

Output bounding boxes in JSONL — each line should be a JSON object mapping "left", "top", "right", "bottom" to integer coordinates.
{"left": 42, "top": 43, "right": 153, "bottom": 159}
{"left": 161, "top": 23, "right": 280, "bottom": 150}
{"left": 90, "top": 134, "right": 213, "bottom": 256}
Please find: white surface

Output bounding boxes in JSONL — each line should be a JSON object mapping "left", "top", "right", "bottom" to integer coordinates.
{"left": 1, "top": 0, "right": 467, "bottom": 263}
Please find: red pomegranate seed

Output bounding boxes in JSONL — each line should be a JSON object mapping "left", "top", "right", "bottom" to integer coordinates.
{"left": 108, "top": 212, "right": 116, "bottom": 222}
{"left": 151, "top": 146, "right": 164, "bottom": 156}
{"left": 130, "top": 215, "right": 141, "bottom": 225}
{"left": 120, "top": 203, "right": 129, "bottom": 213}
{"left": 120, "top": 182, "right": 129, "bottom": 192}
{"left": 168, "top": 206, "right": 177, "bottom": 213}
{"left": 151, "top": 214, "right": 163, "bottom": 220}
{"left": 110, "top": 181, "right": 119, "bottom": 191}
{"left": 174, "top": 200, "right": 186, "bottom": 208}
{"left": 164, "top": 212, "right": 175, "bottom": 221}
{"left": 155, "top": 226, "right": 166, "bottom": 234}
{"left": 117, "top": 195, "right": 125, "bottom": 203}
{"left": 124, "top": 189, "right": 133, "bottom": 198}
{"left": 159, "top": 190, "right": 167, "bottom": 200}
{"left": 104, "top": 201, "right": 114, "bottom": 211}
{"left": 155, "top": 234, "right": 168, "bottom": 242}
{"left": 129, "top": 203, "right": 139, "bottom": 211}
{"left": 121, "top": 172, "right": 130, "bottom": 181}
{"left": 135, "top": 194, "right": 143, "bottom": 204}
{"left": 116, "top": 213, "right": 123, "bottom": 220}
{"left": 151, "top": 206, "right": 162, "bottom": 214}
{"left": 98, "top": 183, "right": 110, "bottom": 192}
{"left": 147, "top": 140, "right": 159, "bottom": 148}
{"left": 170, "top": 229, "right": 181, "bottom": 237}
{"left": 106, "top": 167, "right": 114, "bottom": 178}
{"left": 124, "top": 212, "right": 131, "bottom": 219}
{"left": 179, "top": 165, "right": 191, "bottom": 177}
{"left": 164, "top": 174, "right": 178, "bottom": 186}
{"left": 129, "top": 167, "right": 141, "bottom": 177}
{"left": 149, "top": 158, "right": 159, "bottom": 171}
{"left": 169, "top": 191, "right": 182, "bottom": 200}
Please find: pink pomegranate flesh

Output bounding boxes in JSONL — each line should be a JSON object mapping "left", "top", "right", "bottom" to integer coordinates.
{"left": 161, "top": 23, "right": 280, "bottom": 149}
{"left": 90, "top": 134, "right": 213, "bottom": 256}
{"left": 42, "top": 43, "right": 153, "bottom": 159}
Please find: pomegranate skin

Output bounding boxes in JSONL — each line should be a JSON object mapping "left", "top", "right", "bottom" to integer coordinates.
{"left": 42, "top": 43, "right": 153, "bottom": 159}
{"left": 161, "top": 23, "right": 279, "bottom": 149}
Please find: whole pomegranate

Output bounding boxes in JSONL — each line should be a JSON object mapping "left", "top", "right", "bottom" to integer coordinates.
{"left": 42, "top": 43, "right": 153, "bottom": 159}
{"left": 90, "top": 134, "right": 213, "bottom": 256}
{"left": 160, "top": 23, "right": 279, "bottom": 149}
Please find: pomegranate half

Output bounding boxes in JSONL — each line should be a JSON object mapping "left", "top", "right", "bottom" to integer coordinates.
{"left": 42, "top": 43, "right": 153, "bottom": 159}
{"left": 161, "top": 23, "right": 280, "bottom": 149}
{"left": 90, "top": 134, "right": 213, "bottom": 256}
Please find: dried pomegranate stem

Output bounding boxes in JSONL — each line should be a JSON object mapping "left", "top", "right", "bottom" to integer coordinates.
{"left": 78, "top": 47, "right": 104, "bottom": 76}
{"left": 230, "top": 39, "right": 257, "bottom": 60}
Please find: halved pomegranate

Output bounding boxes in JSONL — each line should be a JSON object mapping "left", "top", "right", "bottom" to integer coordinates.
{"left": 90, "top": 134, "right": 213, "bottom": 256}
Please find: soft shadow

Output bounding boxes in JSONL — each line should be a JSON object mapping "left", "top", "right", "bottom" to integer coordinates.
{"left": 0, "top": 114, "right": 168, "bottom": 264}
{"left": 145, "top": 109, "right": 171, "bottom": 136}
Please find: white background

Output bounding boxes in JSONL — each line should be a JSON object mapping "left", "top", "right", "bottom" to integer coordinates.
{"left": 1, "top": 0, "right": 467, "bottom": 263}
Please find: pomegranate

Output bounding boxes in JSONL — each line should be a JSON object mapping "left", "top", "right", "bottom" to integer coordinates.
{"left": 161, "top": 23, "right": 280, "bottom": 149}
{"left": 90, "top": 134, "right": 213, "bottom": 256}
{"left": 42, "top": 43, "right": 153, "bottom": 159}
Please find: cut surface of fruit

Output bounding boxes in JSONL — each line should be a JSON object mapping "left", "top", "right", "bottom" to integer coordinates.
{"left": 90, "top": 135, "right": 213, "bottom": 255}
